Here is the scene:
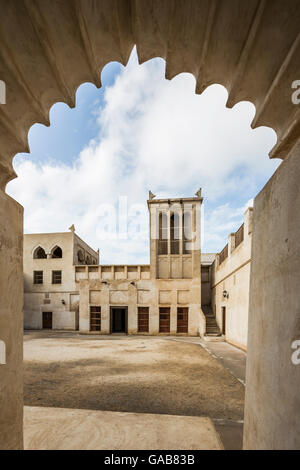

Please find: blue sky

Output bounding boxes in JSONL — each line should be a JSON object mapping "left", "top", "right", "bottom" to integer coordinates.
{"left": 7, "top": 48, "right": 280, "bottom": 264}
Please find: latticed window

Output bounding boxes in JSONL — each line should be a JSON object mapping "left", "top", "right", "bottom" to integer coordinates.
{"left": 33, "top": 270, "right": 43, "bottom": 284}
{"left": 158, "top": 212, "right": 168, "bottom": 255}
{"left": 52, "top": 270, "right": 62, "bottom": 284}
{"left": 90, "top": 306, "right": 101, "bottom": 331}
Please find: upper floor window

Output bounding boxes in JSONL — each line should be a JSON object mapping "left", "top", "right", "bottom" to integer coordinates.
{"left": 170, "top": 212, "right": 180, "bottom": 254}
{"left": 33, "top": 246, "right": 47, "bottom": 259}
{"left": 158, "top": 212, "right": 168, "bottom": 255}
{"left": 86, "top": 255, "right": 91, "bottom": 265}
{"left": 52, "top": 270, "right": 62, "bottom": 284}
{"left": 51, "top": 246, "right": 62, "bottom": 258}
{"left": 183, "top": 211, "right": 192, "bottom": 254}
{"left": 33, "top": 270, "right": 43, "bottom": 284}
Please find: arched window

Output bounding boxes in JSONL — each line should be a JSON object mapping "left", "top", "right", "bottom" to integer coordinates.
{"left": 51, "top": 246, "right": 62, "bottom": 258}
{"left": 158, "top": 212, "right": 168, "bottom": 255}
{"left": 183, "top": 211, "right": 192, "bottom": 254}
{"left": 77, "top": 249, "right": 84, "bottom": 263}
{"left": 170, "top": 212, "right": 180, "bottom": 254}
{"left": 86, "top": 255, "right": 91, "bottom": 265}
{"left": 33, "top": 246, "right": 47, "bottom": 259}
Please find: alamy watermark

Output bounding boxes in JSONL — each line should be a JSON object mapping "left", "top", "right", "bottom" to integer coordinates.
{"left": 94, "top": 196, "right": 202, "bottom": 251}
{"left": 291, "top": 340, "right": 300, "bottom": 365}
{"left": 291, "top": 80, "right": 300, "bottom": 104}
{"left": 0, "top": 80, "right": 6, "bottom": 104}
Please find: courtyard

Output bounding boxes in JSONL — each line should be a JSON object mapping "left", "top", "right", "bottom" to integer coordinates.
{"left": 23, "top": 331, "right": 245, "bottom": 449}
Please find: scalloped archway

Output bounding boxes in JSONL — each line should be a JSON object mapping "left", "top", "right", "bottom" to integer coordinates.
{"left": 0, "top": 0, "right": 300, "bottom": 451}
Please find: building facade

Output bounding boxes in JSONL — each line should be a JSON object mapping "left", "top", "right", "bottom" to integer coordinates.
{"left": 23, "top": 192, "right": 206, "bottom": 335}
{"left": 23, "top": 227, "right": 99, "bottom": 330}
{"left": 211, "top": 208, "right": 253, "bottom": 351}
{"left": 78, "top": 192, "right": 204, "bottom": 335}
{"left": 23, "top": 195, "right": 252, "bottom": 345}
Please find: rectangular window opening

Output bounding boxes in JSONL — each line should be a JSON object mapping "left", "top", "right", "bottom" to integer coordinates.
{"left": 52, "top": 270, "right": 62, "bottom": 284}
{"left": 33, "top": 270, "right": 43, "bottom": 284}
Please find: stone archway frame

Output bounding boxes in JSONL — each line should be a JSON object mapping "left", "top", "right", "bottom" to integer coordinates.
{"left": 1, "top": 0, "right": 300, "bottom": 451}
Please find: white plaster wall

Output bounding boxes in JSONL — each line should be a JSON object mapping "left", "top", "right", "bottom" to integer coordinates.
{"left": 211, "top": 209, "right": 252, "bottom": 350}
{"left": 24, "top": 232, "right": 76, "bottom": 293}
{"left": 23, "top": 232, "right": 95, "bottom": 330}
{"left": 0, "top": 192, "right": 23, "bottom": 449}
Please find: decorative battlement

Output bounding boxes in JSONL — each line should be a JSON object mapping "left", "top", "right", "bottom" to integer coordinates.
{"left": 75, "top": 265, "right": 151, "bottom": 282}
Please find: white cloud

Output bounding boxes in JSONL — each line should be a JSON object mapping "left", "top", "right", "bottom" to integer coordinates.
{"left": 7, "top": 48, "right": 279, "bottom": 262}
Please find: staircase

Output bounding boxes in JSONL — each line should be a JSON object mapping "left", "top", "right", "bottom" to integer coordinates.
{"left": 202, "top": 306, "right": 222, "bottom": 337}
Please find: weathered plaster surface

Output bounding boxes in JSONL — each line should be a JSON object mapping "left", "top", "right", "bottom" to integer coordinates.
{"left": 244, "top": 149, "right": 300, "bottom": 449}
{"left": 211, "top": 209, "right": 252, "bottom": 350}
{"left": 0, "top": 191, "right": 23, "bottom": 449}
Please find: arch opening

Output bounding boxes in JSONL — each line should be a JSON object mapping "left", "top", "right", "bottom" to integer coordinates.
{"left": 51, "top": 246, "right": 62, "bottom": 258}
{"left": 33, "top": 246, "right": 47, "bottom": 259}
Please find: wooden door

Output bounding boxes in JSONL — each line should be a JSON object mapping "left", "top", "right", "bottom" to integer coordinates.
{"left": 177, "top": 307, "right": 188, "bottom": 333}
{"left": 90, "top": 306, "right": 101, "bottom": 331}
{"left": 138, "top": 307, "right": 149, "bottom": 333}
{"left": 159, "top": 307, "right": 170, "bottom": 333}
{"left": 42, "top": 312, "right": 52, "bottom": 329}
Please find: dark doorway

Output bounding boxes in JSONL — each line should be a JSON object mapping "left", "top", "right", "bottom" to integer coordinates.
{"left": 222, "top": 306, "right": 226, "bottom": 335}
{"left": 111, "top": 307, "right": 127, "bottom": 333}
{"left": 42, "top": 312, "right": 52, "bottom": 329}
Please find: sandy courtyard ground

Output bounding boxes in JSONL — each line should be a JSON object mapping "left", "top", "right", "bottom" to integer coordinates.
{"left": 24, "top": 331, "right": 244, "bottom": 423}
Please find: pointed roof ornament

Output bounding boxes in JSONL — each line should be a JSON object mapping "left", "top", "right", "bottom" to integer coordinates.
{"left": 195, "top": 188, "right": 202, "bottom": 198}
{"left": 69, "top": 224, "right": 75, "bottom": 233}
{"left": 149, "top": 190, "right": 156, "bottom": 200}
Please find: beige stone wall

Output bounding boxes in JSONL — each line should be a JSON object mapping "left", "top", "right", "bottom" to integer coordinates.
{"left": 211, "top": 209, "right": 252, "bottom": 350}
{"left": 23, "top": 231, "right": 95, "bottom": 330}
{"left": 0, "top": 192, "right": 23, "bottom": 449}
{"left": 244, "top": 149, "right": 300, "bottom": 449}
{"left": 78, "top": 266, "right": 201, "bottom": 336}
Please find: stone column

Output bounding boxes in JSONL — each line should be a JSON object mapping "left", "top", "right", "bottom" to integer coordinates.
{"left": 243, "top": 148, "right": 300, "bottom": 449}
{"left": 0, "top": 190, "right": 23, "bottom": 449}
